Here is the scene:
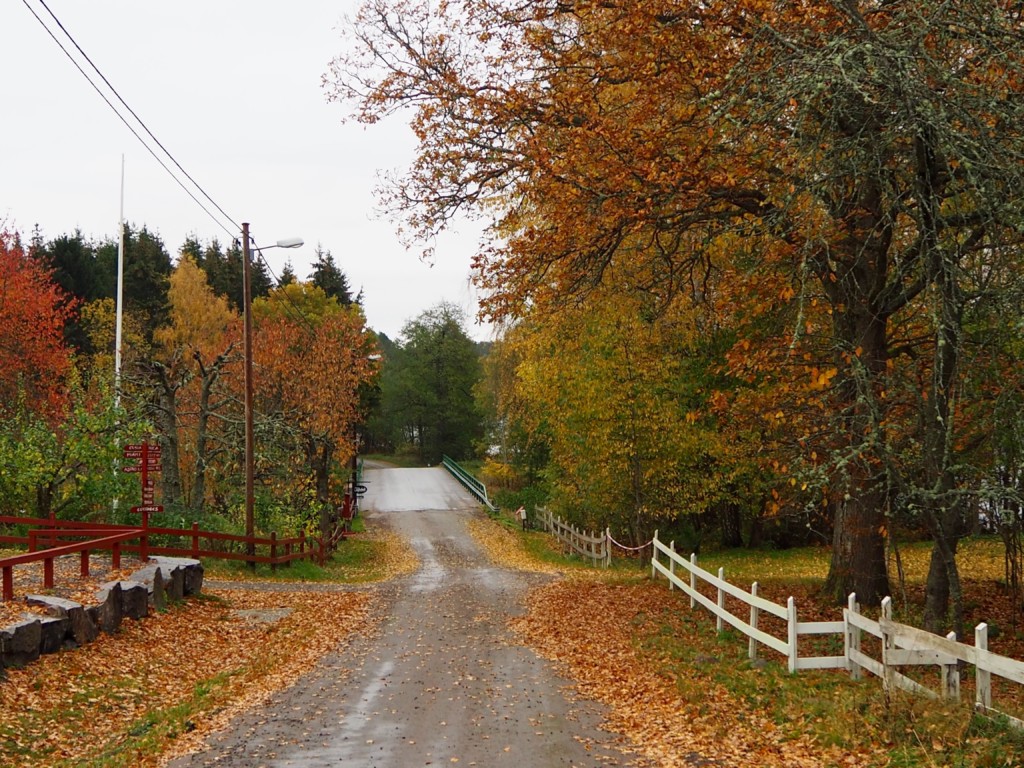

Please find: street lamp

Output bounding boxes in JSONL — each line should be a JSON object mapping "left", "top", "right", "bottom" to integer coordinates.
{"left": 241, "top": 223, "right": 303, "bottom": 565}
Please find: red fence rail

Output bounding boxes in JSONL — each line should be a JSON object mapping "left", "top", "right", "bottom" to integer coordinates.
{"left": 1, "top": 529, "right": 143, "bottom": 601}
{"left": 0, "top": 512, "right": 349, "bottom": 602}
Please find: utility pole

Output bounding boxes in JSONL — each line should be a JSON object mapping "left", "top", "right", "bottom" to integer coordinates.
{"left": 242, "top": 222, "right": 255, "bottom": 566}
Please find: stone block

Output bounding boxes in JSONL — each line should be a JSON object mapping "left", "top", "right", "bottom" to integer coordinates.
{"left": 110, "top": 580, "right": 150, "bottom": 619}
{"left": 26, "top": 594, "right": 98, "bottom": 645}
{"left": 31, "top": 614, "right": 70, "bottom": 654}
{"left": 0, "top": 618, "right": 41, "bottom": 668}
{"left": 130, "top": 565, "right": 167, "bottom": 611}
{"left": 150, "top": 557, "right": 203, "bottom": 596}
{"left": 89, "top": 581, "right": 123, "bottom": 633}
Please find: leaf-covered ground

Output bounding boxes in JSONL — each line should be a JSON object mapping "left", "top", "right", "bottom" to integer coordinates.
{"left": 0, "top": 587, "right": 375, "bottom": 767}
{"left": 3, "top": 517, "right": 1022, "bottom": 767}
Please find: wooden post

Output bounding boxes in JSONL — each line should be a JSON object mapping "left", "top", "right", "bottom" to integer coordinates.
{"left": 976, "top": 623, "right": 991, "bottom": 711}
{"left": 650, "top": 531, "right": 657, "bottom": 579}
{"left": 941, "top": 631, "right": 960, "bottom": 700}
{"left": 749, "top": 582, "right": 759, "bottom": 660}
{"left": 112, "top": 541, "right": 121, "bottom": 570}
{"left": 787, "top": 596, "right": 798, "bottom": 674}
{"left": 80, "top": 549, "right": 90, "bottom": 579}
{"left": 2, "top": 566, "right": 12, "bottom": 601}
{"left": 140, "top": 509, "right": 149, "bottom": 562}
{"left": 192, "top": 522, "right": 200, "bottom": 558}
{"left": 44, "top": 557, "right": 54, "bottom": 589}
{"left": 270, "top": 531, "right": 278, "bottom": 572}
{"left": 847, "top": 593, "right": 862, "bottom": 680}
{"left": 717, "top": 567, "right": 726, "bottom": 633}
{"left": 605, "top": 527, "right": 611, "bottom": 568}
{"left": 668, "top": 541, "right": 675, "bottom": 590}
{"left": 881, "top": 597, "right": 894, "bottom": 693}
{"left": 689, "top": 553, "right": 697, "bottom": 609}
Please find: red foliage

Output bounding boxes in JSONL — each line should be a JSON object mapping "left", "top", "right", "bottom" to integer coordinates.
{"left": 0, "top": 231, "right": 75, "bottom": 419}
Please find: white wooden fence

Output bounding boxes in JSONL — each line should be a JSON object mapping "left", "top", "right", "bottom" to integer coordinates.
{"left": 539, "top": 508, "right": 611, "bottom": 567}
{"left": 651, "top": 532, "right": 1024, "bottom": 726}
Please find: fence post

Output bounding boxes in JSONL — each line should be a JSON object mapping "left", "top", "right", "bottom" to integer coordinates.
{"left": 941, "top": 631, "right": 960, "bottom": 700}
{"left": 112, "top": 541, "right": 121, "bottom": 570}
{"left": 2, "top": 566, "right": 12, "bottom": 601}
{"left": 299, "top": 530, "right": 306, "bottom": 556}
{"left": 44, "top": 556, "right": 54, "bottom": 589}
{"left": 689, "top": 553, "right": 697, "bottom": 609}
{"left": 881, "top": 597, "right": 894, "bottom": 693}
{"left": 605, "top": 527, "right": 611, "bottom": 568}
{"left": 846, "top": 593, "right": 862, "bottom": 680}
{"left": 749, "top": 582, "right": 759, "bottom": 660}
{"left": 716, "top": 567, "right": 726, "bottom": 633}
{"left": 192, "top": 522, "right": 200, "bottom": 558}
{"left": 787, "top": 596, "right": 798, "bottom": 674}
{"left": 270, "top": 531, "right": 278, "bottom": 572}
{"left": 650, "top": 531, "right": 658, "bottom": 579}
{"left": 140, "top": 509, "right": 149, "bottom": 562}
{"left": 976, "top": 623, "right": 991, "bottom": 711}
{"left": 80, "top": 549, "right": 90, "bottom": 579}
{"left": 669, "top": 541, "right": 675, "bottom": 590}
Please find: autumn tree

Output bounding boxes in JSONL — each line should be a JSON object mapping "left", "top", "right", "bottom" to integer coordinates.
{"left": 503, "top": 277, "right": 765, "bottom": 546}
{"left": 0, "top": 230, "right": 147, "bottom": 519}
{"left": 0, "top": 231, "right": 74, "bottom": 420}
{"left": 331, "top": 1, "right": 1024, "bottom": 619}
{"left": 149, "top": 255, "right": 239, "bottom": 514}
{"left": 251, "top": 283, "right": 378, "bottom": 528}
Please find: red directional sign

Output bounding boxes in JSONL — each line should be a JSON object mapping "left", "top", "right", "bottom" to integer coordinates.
{"left": 123, "top": 450, "right": 161, "bottom": 459}
{"left": 131, "top": 505, "right": 163, "bottom": 514}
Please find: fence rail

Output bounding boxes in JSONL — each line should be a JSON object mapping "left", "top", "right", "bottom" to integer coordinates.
{"left": 1, "top": 528, "right": 143, "bottom": 601}
{"left": 539, "top": 508, "right": 610, "bottom": 568}
{"left": 441, "top": 455, "right": 497, "bottom": 513}
{"left": 0, "top": 511, "right": 348, "bottom": 602}
{"left": 650, "top": 532, "right": 1024, "bottom": 726}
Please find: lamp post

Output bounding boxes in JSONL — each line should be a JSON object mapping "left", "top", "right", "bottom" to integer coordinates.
{"left": 241, "top": 223, "right": 303, "bottom": 565}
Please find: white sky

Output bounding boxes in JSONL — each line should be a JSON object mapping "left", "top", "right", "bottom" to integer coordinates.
{"left": 1, "top": 0, "right": 493, "bottom": 341}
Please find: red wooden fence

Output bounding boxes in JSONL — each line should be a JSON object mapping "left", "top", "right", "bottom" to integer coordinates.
{"left": 0, "top": 511, "right": 349, "bottom": 602}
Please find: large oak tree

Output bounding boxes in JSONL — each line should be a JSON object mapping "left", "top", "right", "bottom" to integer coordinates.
{"left": 330, "top": 1, "right": 1024, "bottom": 620}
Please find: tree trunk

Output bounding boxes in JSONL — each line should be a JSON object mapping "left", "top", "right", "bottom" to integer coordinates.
{"left": 923, "top": 531, "right": 964, "bottom": 636}
{"left": 719, "top": 502, "right": 744, "bottom": 548}
{"left": 154, "top": 369, "right": 184, "bottom": 508}
{"left": 824, "top": 489, "right": 890, "bottom": 606}
{"left": 821, "top": 257, "right": 892, "bottom": 606}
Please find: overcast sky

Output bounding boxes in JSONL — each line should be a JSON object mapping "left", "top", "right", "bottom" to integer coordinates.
{"left": 1, "top": 0, "right": 493, "bottom": 341}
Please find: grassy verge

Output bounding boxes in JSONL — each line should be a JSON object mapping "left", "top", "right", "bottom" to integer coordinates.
{"left": 200, "top": 517, "right": 410, "bottom": 585}
{"left": 485, "top": 514, "right": 1024, "bottom": 766}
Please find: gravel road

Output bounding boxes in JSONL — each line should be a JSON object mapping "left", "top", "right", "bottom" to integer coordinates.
{"left": 166, "top": 466, "right": 635, "bottom": 767}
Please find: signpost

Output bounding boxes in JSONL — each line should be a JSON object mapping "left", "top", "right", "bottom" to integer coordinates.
{"left": 122, "top": 440, "right": 163, "bottom": 560}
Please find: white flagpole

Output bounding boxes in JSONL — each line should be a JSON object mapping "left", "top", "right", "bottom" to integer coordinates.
{"left": 115, "top": 154, "right": 125, "bottom": 403}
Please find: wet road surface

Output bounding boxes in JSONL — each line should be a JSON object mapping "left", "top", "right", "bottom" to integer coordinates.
{"left": 166, "top": 466, "right": 633, "bottom": 767}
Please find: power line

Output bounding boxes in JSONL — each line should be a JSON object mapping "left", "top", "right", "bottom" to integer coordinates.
{"left": 21, "top": 0, "right": 238, "bottom": 240}
{"left": 249, "top": 238, "right": 320, "bottom": 334}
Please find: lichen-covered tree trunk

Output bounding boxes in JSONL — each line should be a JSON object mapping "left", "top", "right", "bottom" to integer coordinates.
{"left": 822, "top": 275, "right": 892, "bottom": 606}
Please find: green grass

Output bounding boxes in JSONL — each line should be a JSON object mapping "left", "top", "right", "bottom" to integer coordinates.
{"left": 633, "top": 605, "right": 1024, "bottom": 767}
{"left": 683, "top": 535, "right": 1005, "bottom": 587}
{"left": 62, "top": 671, "right": 240, "bottom": 768}
{"left": 200, "top": 523, "right": 389, "bottom": 584}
